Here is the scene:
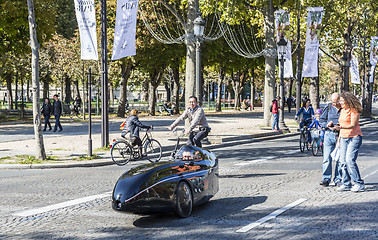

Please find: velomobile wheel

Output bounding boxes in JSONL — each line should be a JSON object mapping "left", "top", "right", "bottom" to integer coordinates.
{"left": 176, "top": 181, "right": 193, "bottom": 218}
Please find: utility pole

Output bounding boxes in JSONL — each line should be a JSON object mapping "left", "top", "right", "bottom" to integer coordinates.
{"left": 296, "top": 12, "right": 301, "bottom": 113}
{"left": 101, "top": 0, "right": 109, "bottom": 148}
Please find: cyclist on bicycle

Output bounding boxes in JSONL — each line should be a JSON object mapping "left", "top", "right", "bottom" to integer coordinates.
{"left": 295, "top": 99, "right": 314, "bottom": 143}
{"left": 168, "top": 96, "right": 210, "bottom": 148}
{"left": 73, "top": 95, "right": 82, "bottom": 114}
{"left": 126, "top": 109, "right": 152, "bottom": 158}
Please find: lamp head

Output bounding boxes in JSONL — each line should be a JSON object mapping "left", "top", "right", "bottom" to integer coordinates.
{"left": 194, "top": 15, "right": 206, "bottom": 37}
{"left": 277, "top": 37, "right": 287, "bottom": 56}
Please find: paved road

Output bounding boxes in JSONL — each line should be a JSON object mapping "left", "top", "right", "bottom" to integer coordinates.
{"left": 0, "top": 122, "right": 377, "bottom": 239}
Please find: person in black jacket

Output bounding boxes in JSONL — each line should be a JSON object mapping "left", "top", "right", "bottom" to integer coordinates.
{"left": 127, "top": 109, "right": 152, "bottom": 157}
{"left": 52, "top": 94, "right": 63, "bottom": 132}
{"left": 41, "top": 98, "right": 53, "bottom": 131}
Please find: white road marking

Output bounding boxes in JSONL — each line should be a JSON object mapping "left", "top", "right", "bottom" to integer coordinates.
{"left": 367, "top": 131, "right": 378, "bottom": 136}
{"left": 236, "top": 198, "right": 307, "bottom": 233}
{"left": 235, "top": 156, "right": 276, "bottom": 166}
{"left": 284, "top": 150, "right": 301, "bottom": 155}
{"left": 364, "top": 170, "right": 378, "bottom": 179}
{"left": 13, "top": 192, "right": 112, "bottom": 217}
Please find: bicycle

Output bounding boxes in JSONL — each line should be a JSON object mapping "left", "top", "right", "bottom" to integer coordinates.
{"left": 110, "top": 127, "right": 162, "bottom": 166}
{"left": 299, "top": 126, "right": 311, "bottom": 152}
{"left": 311, "top": 129, "right": 324, "bottom": 156}
{"left": 69, "top": 104, "right": 82, "bottom": 119}
{"left": 169, "top": 128, "right": 186, "bottom": 160}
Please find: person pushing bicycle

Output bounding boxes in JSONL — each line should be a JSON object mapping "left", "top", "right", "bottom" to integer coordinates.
{"left": 126, "top": 109, "right": 152, "bottom": 157}
{"left": 168, "top": 96, "right": 211, "bottom": 148}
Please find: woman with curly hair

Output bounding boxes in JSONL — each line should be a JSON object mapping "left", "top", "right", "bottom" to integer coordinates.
{"left": 335, "top": 92, "right": 365, "bottom": 192}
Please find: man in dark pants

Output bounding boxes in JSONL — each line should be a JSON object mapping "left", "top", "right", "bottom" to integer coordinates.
{"left": 53, "top": 94, "right": 63, "bottom": 132}
{"left": 319, "top": 92, "right": 342, "bottom": 187}
{"left": 168, "top": 96, "right": 210, "bottom": 148}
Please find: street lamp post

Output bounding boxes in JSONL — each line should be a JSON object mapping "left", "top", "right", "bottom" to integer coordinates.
{"left": 366, "top": 61, "right": 372, "bottom": 117}
{"left": 277, "top": 37, "right": 289, "bottom": 132}
{"left": 193, "top": 15, "right": 205, "bottom": 102}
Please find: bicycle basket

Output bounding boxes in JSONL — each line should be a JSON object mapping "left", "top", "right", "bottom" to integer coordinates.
{"left": 310, "top": 129, "right": 321, "bottom": 139}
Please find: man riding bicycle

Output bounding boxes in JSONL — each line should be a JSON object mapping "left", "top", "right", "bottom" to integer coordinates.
{"left": 168, "top": 96, "right": 210, "bottom": 148}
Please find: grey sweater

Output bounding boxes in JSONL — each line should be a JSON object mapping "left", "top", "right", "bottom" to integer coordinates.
{"left": 170, "top": 106, "right": 210, "bottom": 132}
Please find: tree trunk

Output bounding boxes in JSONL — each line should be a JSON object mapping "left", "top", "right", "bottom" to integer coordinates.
{"left": 43, "top": 78, "right": 49, "bottom": 100}
{"left": 216, "top": 67, "right": 224, "bottom": 112}
{"left": 27, "top": 78, "right": 30, "bottom": 101}
{"left": 148, "top": 71, "right": 162, "bottom": 116}
{"left": 164, "top": 81, "right": 171, "bottom": 102}
{"left": 263, "top": 0, "right": 276, "bottom": 126}
{"left": 74, "top": 80, "right": 80, "bottom": 99}
{"left": 309, "top": 77, "right": 319, "bottom": 110}
{"left": 117, "top": 61, "right": 132, "bottom": 117}
{"left": 15, "top": 71, "right": 18, "bottom": 110}
{"left": 21, "top": 74, "right": 25, "bottom": 119}
{"left": 141, "top": 80, "right": 148, "bottom": 102}
{"left": 172, "top": 65, "right": 180, "bottom": 114}
{"left": 64, "top": 75, "right": 71, "bottom": 104}
{"left": 184, "top": 0, "right": 196, "bottom": 110}
{"left": 250, "top": 68, "right": 255, "bottom": 110}
{"left": 6, "top": 74, "right": 13, "bottom": 110}
{"left": 27, "top": 0, "right": 46, "bottom": 160}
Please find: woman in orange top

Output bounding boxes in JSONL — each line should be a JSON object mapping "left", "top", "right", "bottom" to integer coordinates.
{"left": 335, "top": 92, "right": 364, "bottom": 192}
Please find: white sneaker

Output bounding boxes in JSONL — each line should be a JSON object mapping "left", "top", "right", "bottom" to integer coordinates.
{"left": 336, "top": 185, "right": 351, "bottom": 191}
{"left": 351, "top": 184, "right": 365, "bottom": 192}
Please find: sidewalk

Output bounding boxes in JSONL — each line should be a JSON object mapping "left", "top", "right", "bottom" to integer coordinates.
{"left": 0, "top": 106, "right": 377, "bottom": 169}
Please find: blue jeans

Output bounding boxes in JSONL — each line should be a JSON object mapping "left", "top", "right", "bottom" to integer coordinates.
{"left": 272, "top": 113, "right": 279, "bottom": 130}
{"left": 54, "top": 114, "right": 63, "bottom": 131}
{"left": 339, "top": 136, "right": 364, "bottom": 187}
{"left": 322, "top": 131, "right": 342, "bottom": 183}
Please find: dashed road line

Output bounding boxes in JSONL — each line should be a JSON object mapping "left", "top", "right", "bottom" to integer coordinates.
{"left": 13, "top": 192, "right": 112, "bottom": 217}
{"left": 364, "top": 170, "right": 378, "bottom": 179}
{"left": 236, "top": 198, "right": 307, "bottom": 233}
{"left": 234, "top": 156, "right": 276, "bottom": 166}
{"left": 284, "top": 150, "right": 301, "bottom": 155}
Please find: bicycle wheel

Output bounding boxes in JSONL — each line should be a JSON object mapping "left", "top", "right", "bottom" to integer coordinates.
{"left": 111, "top": 140, "right": 133, "bottom": 166}
{"left": 299, "top": 132, "right": 305, "bottom": 152}
{"left": 144, "top": 139, "right": 162, "bottom": 163}
{"left": 305, "top": 132, "right": 310, "bottom": 151}
{"left": 311, "top": 139, "right": 319, "bottom": 156}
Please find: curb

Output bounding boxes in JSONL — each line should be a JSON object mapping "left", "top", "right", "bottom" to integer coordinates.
{"left": 2, "top": 118, "right": 376, "bottom": 170}
{"left": 0, "top": 131, "right": 297, "bottom": 170}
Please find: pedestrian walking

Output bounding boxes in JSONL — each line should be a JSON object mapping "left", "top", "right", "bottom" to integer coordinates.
{"left": 271, "top": 96, "right": 280, "bottom": 131}
{"left": 335, "top": 92, "right": 365, "bottom": 192}
{"left": 52, "top": 94, "right": 63, "bottom": 132}
{"left": 168, "top": 96, "right": 211, "bottom": 148}
{"left": 318, "top": 93, "right": 342, "bottom": 187}
{"left": 287, "top": 96, "right": 293, "bottom": 113}
{"left": 41, "top": 98, "right": 52, "bottom": 131}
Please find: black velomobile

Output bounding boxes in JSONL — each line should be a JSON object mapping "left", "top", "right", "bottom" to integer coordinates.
{"left": 112, "top": 145, "right": 219, "bottom": 217}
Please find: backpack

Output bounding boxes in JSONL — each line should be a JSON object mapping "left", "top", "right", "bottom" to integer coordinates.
{"left": 120, "top": 116, "right": 130, "bottom": 132}
{"left": 269, "top": 104, "right": 273, "bottom": 112}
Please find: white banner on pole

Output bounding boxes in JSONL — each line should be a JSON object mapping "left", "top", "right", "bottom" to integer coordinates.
{"left": 302, "top": 7, "right": 323, "bottom": 78}
{"left": 74, "top": 0, "right": 98, "bottom": 60}
{"left": 275, "top": 9, "right": 293, "bottom": 78}
{"left": 369, "top": 36, "right": 378, "bottom": 83}
{"left": 112, "top": 0, "right": 139, "bottom": 60}
{"left": 350, "top": 53, "right": 360, "bottom": 84}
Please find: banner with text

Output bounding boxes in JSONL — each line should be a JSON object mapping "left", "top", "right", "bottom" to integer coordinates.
{"left": 369, "top": 36, "right": 378, "bottom": 83}
{"left": 74, "top": 0, "right": 98, "bottom": 60}
{"left": 275, "top": 9, "right": 293, "bottom": 78}
{"left": 350, "top": 52, "right": 360, "bottom": 84}
{"left": 302, "top": 7, "right": 323, "bottom": 78}
{"left": 112, "top": 0, "right": 139, "bottom": 60}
